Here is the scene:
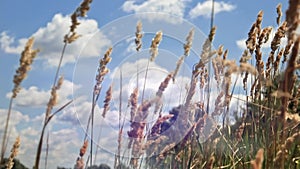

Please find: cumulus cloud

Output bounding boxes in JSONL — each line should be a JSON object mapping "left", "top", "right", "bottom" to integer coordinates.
{"left": 19, "top": 127, "right": 81, "bottom": 168}
{"left": 58, "top": 101, "right": 96, "bottom": 126}
{"left": 44, "top": 128, "right": 81, "bottom": 167}
{"left": 0, "top": 109, "right": 33, "bottom": 166}
{"left": 236, "top": 39, "right": 247, "bottom": 50}
{"left": 0, "top": 13, "right": 111, "bottom": 67}
{"left": 0, "top": 109, "right": 30, "bottom": 129}
{"left": 110, "top": 58, "right": 193, "bottom": 111}
{"left": 0, "top": 108, "right": 84, "bottom": 168}
{"left": 122, "top": 0, "right": 189, "bottom": 24}
{"left": 189, "top": 0, "right": 236, "bottom": 19}
{"left": 6, "top": 79, "right": 81, "bottom": 107}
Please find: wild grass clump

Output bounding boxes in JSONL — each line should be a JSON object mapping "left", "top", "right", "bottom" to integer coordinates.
{"left": 0, "top": 37, "right": 39, "bottom": 164}
{"left": 1, "top": 1, "right": 299, "bottom": 169}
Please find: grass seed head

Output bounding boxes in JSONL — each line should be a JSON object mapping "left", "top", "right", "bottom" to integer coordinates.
{"left": 150, "top": 31, "right": 163, "bottom": 61}
{"left": 276, "top": 3, "right": 282, "bottom": 25}
{"left": 135, "top": 21, "right": 143, "bottom": 51}
{"left": 12, "top": 37, "right": 39, "bottom": 98}
{"left": 6, "top": 136, "right": 21, "bottom": 169}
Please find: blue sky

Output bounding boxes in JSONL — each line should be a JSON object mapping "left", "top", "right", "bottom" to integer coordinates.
{"left": 0, "top": 0, "right": 289, "bottom": 168}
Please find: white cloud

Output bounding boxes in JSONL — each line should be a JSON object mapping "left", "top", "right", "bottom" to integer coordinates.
{"left": 0, "top": 32, "right": 28, "bottom": 53}
{"left": 0, "top": 107, "right": 84, "bottom": 168}
{"left": 110, "top": 59, "right": 194, "bottom": 110}
{"left": 0, "top": 13, "right": 111, "bottom": 67}
{"left": 236, "top": 39, "right": 247, "bottom": 50}
{"left": 0, "top": 109, "right": 33, "bottom": 166}
{"left": 122, "top": 0, "right": 189, "bottom": 24}
{"left": 189, "top": 0, "right": 236, "bottom": 19}
{"left": 125, "top": 37, "right": 137, "bottom": 55}
{"left": 6, "top": 79, "right": 81, "bottom": 107}
{"left": 20, "top": 127, "right": 39, "bottom": 137}
{"left": 0, "top": 109, "right": 30, "bottom": 129}
{"left": 58, "top": 101, "right": 96, "bottom": 126}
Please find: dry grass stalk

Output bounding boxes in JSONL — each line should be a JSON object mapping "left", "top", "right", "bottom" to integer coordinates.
{"left": 235, "top": 122, "right": 245, "bottom": 142}
{"left": 212, "top": 91, "right": 225, "bottom": 116}
{"left": 175, "top": 150, "right": 184, "bottom": 162}
{"left": 156, "top": 73, "right": 173, "bottom": 98}
{"left": 75, "top": 140, "right": 88, "bottom": 169}
{"left": 184, "top": 28, "right": 194, "bottom": 57}
{"left": 173, "top": 28, "right": 195, "bottom": 81}
{"left": 127, "top": 100, "right": 153, "bottom": 168}
{"left": 253, "top": 26, "right": 271, "bottom": 96}
{"left": 199, "top": 67, "right": 208, "bottom": 89}
{"left": 291, "top": 84, "right": 300, "bottom": 112}
{"left": 271, "top": 21, "right": 287, "bottom": 53}
{"left": 157, "top": 142, "right": 176, "bottom": 162}
{"left": 239, "top": 63, "right": 258, "bottom": 76}
{"left": 64, "top": 33, "right": 81, "bottom": 44}
{"left": 64, "top": 0, "right": 93, "bottom": 43}
{"left": 154, "top": 73, "right": 173, "bottom": 114}
{"left": 223, "top": 49, "right": 228, "bottom": 60}
{"left": 246, "top": 11, "right": 263, "bottom": 54}
{"left": 223, "top": 60, "right": 239, "bottom": 106}
{"left": 6, "top": 136, "right": 20, "bottom": 169}
{"left": 239, "top": 50, "right": 251, "bottom": 64}
{"left": 258, "top": 27, "right": 272, "bottom": 47}
{"left": 285, "top": 0, "right": 300, "bottom": 41}
{"left": 1, "top": 37, "right": 39, "bottom": 163}
{"left": 274, "top": 131, "right": 300, "bottom": 167}
{"left": 275, "top": 38, "right": 299, "bottom": 168}
{"left": 199, "top": 26, "right": 216, "bottom": 68}
{"left": 184, "top": 74, "right": 198, "bottom": 110}
{"left": 247, "top": 24, "right": 258, "bottom": 54}
{"left": 89, "top": 48, "right": 112, "bottom": 167}
{"left": 212, "top": 45, "right": 224, "bottom": 86}
{"left": 265, "top": 52, "right": 274, "bottom": 80}
{"left": 273, "top": 48, "right": 284, "bottom": 74}
{"left": 173, "top": 56, "right": 184, "bottom": 82}
{"left": 144, "top": 115, "right": 173, "bottom": 159}
{"left": 80, "top": 140, "right": 88, "bottom": 157}
{"left": 12, "top": 37, "right": 39, "bottom": 98}
{"left": 102, "top": 85, "right": 112, "bottom": 118}
{"left": 212, "top": 57, "right": 219, "bottom": 84}
{"left": 94, "top": 47, "right": 112, "bottom": 95}
{"left": 129, "top": 88, "right": 139, "bottom": 122}
{"left": 135, "top": 21, "right": 143, "bottom": 51}
{"left": 0, "top": 37, "right": 39, "bottom": 162}
{"left": 242, "top": 72, "right": 249, "bottom": 91}
{"left": 276, "top": 3, "right": 282, "bottom": 26}
{"left": 280, "top": 37, "right": 300, "bottom": 124}
{"left": 282, "top": 40, "right": 294, "bottom": 64}
{"left": 148, "top": 114, "right": 174, "bottom": 138}
{"left": 34, "top": 76, "right": 65, "bottom": 169}
{"left": 255, "top": 10, "right": 264, "bottom": 36}
{"left": 150, "top": 31, "right": 163, "bottom": 61}
{"left": 193, "top": 27, "right": 216, "bottom": 76}
{"left": 266, "top": 22, "right": 287, "bottom": 79}
{"left": 239, "top": 50, "right": 251, "bottom": 90}
{"left": 45, "top": 76, "right": 64, "bottom": 122}
{"left": 250, "top": 77, "right": 258, "bottom": 98}
{"left": 204, "top": 156, "right": 215, "bottom": 169}
{"left": 195, "top": 112, "right": 207, "bottom": 135}
{"left": 250, "top": 149, "right": 264, "bottom": 169}
{"left": 78, "top": 0, "right": 93, "bottom": 17}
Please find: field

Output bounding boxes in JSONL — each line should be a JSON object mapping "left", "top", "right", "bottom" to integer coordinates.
{"left": 0, "top": 0, "right": 299, "bottom": 169}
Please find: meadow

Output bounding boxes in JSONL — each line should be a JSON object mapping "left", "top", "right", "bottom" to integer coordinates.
{"left": 0, "top": 0, "right": 299, "bottom": 169}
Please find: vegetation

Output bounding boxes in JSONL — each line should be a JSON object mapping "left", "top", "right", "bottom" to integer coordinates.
{"left": 0, "top": 0, "right": 299, "bottom": 169}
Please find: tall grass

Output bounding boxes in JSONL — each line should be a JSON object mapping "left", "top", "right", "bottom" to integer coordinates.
{"left": 0, "top": 1, "right": 299, "bottom": 169}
